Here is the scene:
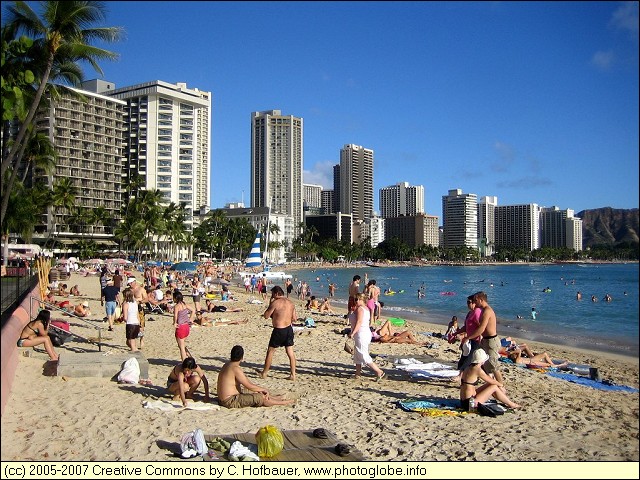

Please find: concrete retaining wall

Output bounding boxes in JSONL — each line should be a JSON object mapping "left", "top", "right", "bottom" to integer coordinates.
{"left": 1, "top": 285, "right": 40, "bottom": 417}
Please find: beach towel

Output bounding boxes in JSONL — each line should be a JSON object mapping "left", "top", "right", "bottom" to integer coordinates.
{"left": 394, "top": 360, "right": 459, "bottom": 378}
{"left": 398, "top": 399, "right": 467, "bottom": 417}
{"left": 546, "top": 372, "right": 639, "bottom": 393}
{"left": 142, "top": 398, "right": 221, "bottom": 411}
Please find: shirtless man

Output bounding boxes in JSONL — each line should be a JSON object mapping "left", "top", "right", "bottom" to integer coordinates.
{"left": 128, "top": 277, "right": 148, "bottom": 305}
{"left": 260, "top": 285, "right": 297, "bottom": 381}
{"left": 217, "top": 345, "right": 295, "bottom": 408}
{"left": 464, "top": 291, "right": 504, "bottom": 384}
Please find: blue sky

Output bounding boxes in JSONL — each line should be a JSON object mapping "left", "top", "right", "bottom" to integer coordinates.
{"left": 60, "top": 2, "right": 640, "bottom": 213}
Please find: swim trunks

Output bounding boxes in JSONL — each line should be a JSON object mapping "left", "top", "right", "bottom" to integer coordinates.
{"left": 268, "top": 325, "right": 294, "bottom": 348}
{"left": 126, "top": 324, "right": 140, "bottom": 340}
{"left": 480, "top": 336, "right": 501, "bottom": 375}
{"left": 219, "top": 392, "right": 264, "bottom": 409}
{"left": 175, "top": 323, "right": 190, "bottom": 339}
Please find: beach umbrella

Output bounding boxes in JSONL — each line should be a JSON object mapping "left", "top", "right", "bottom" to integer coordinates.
{"left": 162, "top": 261, "right": 173, "bottom": 266}
{"left": 84, "top": 258, "right": 104, "bottom": 265}
{"left": 196, "top": 252, "right": 210, "bottom": 257}
{"left": 170, "top": 261, "right": 198, "bottom": 272}
{"left": 146, "top": 260, "right": 160, "bottom": 266}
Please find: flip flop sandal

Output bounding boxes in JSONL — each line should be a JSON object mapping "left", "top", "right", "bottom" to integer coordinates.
{"left": 334, "top": 444, "right": 351, "bottom": 457}
{"left": 313, "top": 428, "right": 328, "bottom": 439}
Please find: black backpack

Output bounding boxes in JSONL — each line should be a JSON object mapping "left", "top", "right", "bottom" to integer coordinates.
{"left": 477, "top": 402, "right": 506, "bottom": 417}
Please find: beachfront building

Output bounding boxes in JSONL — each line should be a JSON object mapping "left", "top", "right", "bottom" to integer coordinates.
{"left": 303, "top": 184, "right": 323, "bottom": 209}
{"left": 384, "top": 214, "right": 439, "bottom": 248}
{"left": 353, "top": 214, "right": 385, "bottom": 248}
{"left": 29, "top": 85, "right": 126, "bottom": 253}
{"left": 539, "top": 206, "right": 582, "bottom": 251}
{"left": 339, "top": 144, "right": 374, "bottom": 223}
{"left": 565, "top": 216, "right": 583, "bottom": 252}
{"left": 379, "top": 182, "right": 425, "bottom": 218}
{"left": 99, "top": 80, "right": 212, "bottom": 235}
{"left": 305, "top": 213, "right": 353, "bottom": 245}
{"left": 442, "top": 189, "right": 478, "bottom": 249}
{"left": 494, "top": 204, "right": 541, "bottom": 252}
{"left": 332, "top": 164, "right": 341, "bottom": 214}
{"left": 478, "top": 196, "right": 498, "bottom": 257}
{"left": 321, "top": 190, "right": 335, "bottom": 214}
{"left": 250, "top": 110, "right": 304, "bottom": 231}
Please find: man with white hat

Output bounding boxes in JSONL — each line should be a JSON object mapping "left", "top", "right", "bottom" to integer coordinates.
{"left": 74, "top": 300, "right": 92, "bottom": 318}
{"left": 129, "top": 276, "right": 148, "bottom": 305}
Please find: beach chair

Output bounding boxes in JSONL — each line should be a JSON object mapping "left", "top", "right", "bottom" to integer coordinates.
{"left": 145, "top": 301, "right": 165, "bottom": 315}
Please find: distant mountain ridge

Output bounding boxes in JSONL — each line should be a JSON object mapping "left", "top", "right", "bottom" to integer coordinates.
{"left": 576, "top": 207, "right": 639, "bottom": 248}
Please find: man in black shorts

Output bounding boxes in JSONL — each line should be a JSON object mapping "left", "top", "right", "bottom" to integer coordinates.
{"left": 260, "top": 286, "right": 297, "bottom": 381}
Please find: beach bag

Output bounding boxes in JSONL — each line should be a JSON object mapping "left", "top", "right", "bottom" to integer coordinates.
{"left": 255, "top": 425, "right": 284, "bottom": 458}
{"left": 117, "top": 357, "right": 140, "bottom": 384}
{"left": 344, "top": 337, "right": 354, "bottom": 355}
{"left": 212, "top": 305, "right": 227, "bottom": 312}
{"left": 477, "top": 402, "right": 506, "bottom": 417}
{"left": 180, "top": 428, "right": 207, "bottom": 457}
{"left": 49, "top": 322, "right": 73, "bottom": 346}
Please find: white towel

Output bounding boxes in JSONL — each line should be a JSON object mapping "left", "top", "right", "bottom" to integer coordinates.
{"left": 395, "top": 362, "right": 455, "bottom": 371}
{"left": 409, "top": 369, "right": 460, "bottom": 378}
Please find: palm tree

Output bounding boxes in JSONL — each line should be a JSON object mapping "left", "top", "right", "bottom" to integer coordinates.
{"left": 51, "top": 177, "right": 77, "bottom": 234}
{"left": 1, "top": 1, "right": 123, "bottom": 196}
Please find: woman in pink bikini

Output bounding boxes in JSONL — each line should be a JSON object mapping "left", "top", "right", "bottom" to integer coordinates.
{"left": 173, "top": 291, "right": 194, "bottom": 361}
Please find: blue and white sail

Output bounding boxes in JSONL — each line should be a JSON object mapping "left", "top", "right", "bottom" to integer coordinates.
{"left": 244, "top": 232, "right": 263, "bottom": 268}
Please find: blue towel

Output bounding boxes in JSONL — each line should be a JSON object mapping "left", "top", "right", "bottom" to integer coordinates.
{"left": 547, "top": 372, "right": 639, "bottom": 393}
{"left": 398, "top": 398, "right": 461, "bottom": 411}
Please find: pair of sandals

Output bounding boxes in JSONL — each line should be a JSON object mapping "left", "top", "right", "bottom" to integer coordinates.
{"left": 313, "top": 428, "right": 352, "bottom": 457}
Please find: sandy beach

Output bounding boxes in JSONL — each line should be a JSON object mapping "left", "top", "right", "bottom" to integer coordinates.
{"left": 1, "top": 269, "right": 638, "bottom": 463}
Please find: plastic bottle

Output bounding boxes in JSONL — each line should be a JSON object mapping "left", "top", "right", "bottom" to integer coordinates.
{"left": 468, "top": 397, "right": 476, "bottom": 412}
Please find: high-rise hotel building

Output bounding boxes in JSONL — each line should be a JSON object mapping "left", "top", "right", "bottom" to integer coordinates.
{"left": 31, "top": 85, "right": 127, "bottom": 248}
{"left": 478, "top": 196, "right": 498, "bottom": 257}
{"left": 379, "top": 182, "right": 425, "bottom": 218}
{"left": 251, "top": 110, "right": 303, "bottom": 228}
{"left": 442, "top": 189, "right": 478, "bottom": 249}
{"left": 495, "top": 203, "right": 540, "bottom": 252}
{"left": 339, "top": 144, "right": 374, "bottom": 222}
{"left": 539, "top": 206, "right": 582, "bottom": 251}
{"left": 100, "top": 80, "right": 212, "bottom": 230}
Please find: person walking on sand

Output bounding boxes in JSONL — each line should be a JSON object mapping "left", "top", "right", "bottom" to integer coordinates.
{"left": 348, "top": 293, "right": 385, "bottom": 381}
{"left": 464, "top": 291, "right": 504, "bottom": 384}
{"left": 260, "top": 285, "right": 297, "bottom": 381}
{"left": 122, "top": 288, "right": 140, "bottom": 352}
{"left": 173, "top": 291, "right": 195, "bottom": 361}
{"left": 218, "top": 345, "right": 295, "bottom": 408}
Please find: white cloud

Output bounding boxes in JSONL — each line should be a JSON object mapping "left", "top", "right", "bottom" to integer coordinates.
{"left": 591, "top": 50, "right": 615, "bottom": 70}
{"left": 303, "top": 160, "right": 335, "bottom": 189}
{"left": 609, "top": 1, "right": 639, "bottom": 37}
{"left": 491, "top": 141, "right": 516, "bottom": 172}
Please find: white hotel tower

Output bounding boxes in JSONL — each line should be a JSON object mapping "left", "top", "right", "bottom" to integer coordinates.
{"left": 379, "top": 182, "right": 425, "bottom": 218}
{"left": 251, "top": 110, "right": 304, "bottom": 228}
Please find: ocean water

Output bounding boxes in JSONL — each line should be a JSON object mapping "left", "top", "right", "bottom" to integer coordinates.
{"left": 289, "top": 263, "right": 639, "bottom": 357}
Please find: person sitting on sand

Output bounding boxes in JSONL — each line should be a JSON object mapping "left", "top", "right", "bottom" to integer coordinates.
{"left": 498, "top": 337, "right": 536, "bottom": 357}
{"left": 508, "top": 349, "right": 568, "bottom": 369}
{"left": 460, "top": 349, "right": 521, "bottom": 411}
{"left": 305, "top": 296, "right": 319, "bottom": 311}
{"left": 167, "top": 357, "right": 210, "bottom": 407}
{"left": 217, "top": 345, "right": 295, "bottom": 408}
{"left": 372, "top": 320, "right": 428, "bottom": 345}
{"left": 445, "top": 316, "right": 458, "bottom": 343}
{"left": 74, "top": 301, "right": 92, "bottom": 317}
{"left": 58, "top": 284, "right": 69, "bottom": 297}
{"left": 17, "top": 310, "right": 58, "bottom": 361}
{"left": 69, "top": 284, "right": 82, "bottom": 296}
{"left": 318, "top": 297, "right": 336, "bottom": 315}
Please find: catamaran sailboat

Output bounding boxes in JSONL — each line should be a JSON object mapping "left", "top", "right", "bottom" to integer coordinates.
{"left": 236, "top": 232, "right": 292, "bottom": 283}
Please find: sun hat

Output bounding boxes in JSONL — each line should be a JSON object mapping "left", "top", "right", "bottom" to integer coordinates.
{"left": 82, "top": 301, "right": 89, "bottom": 307}
{"left": 471, "top": 349, "right": 489, "bottom": 365}
{"left": 127, "top": 277, "right": 136, "bottom": 284}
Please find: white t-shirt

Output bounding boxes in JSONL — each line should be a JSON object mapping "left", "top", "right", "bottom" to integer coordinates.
{"left": 154, "top": 289, "right": 164, "bottom": 301}
{"left": 125, "top": 301, "right": 139, "bottom": 325}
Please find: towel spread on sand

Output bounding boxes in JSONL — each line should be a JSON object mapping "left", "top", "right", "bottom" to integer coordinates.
{"left": 394, "top": 360, "right": 459, "bottom": 378}
{"left": 398, "top": 399, "right": 467, "bottom": 417}
{"left": 546, "top": 372, "right": 639, "bottom": 393}
{"left": 142, "top": 398, "right": 221, "bottom": 411}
